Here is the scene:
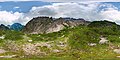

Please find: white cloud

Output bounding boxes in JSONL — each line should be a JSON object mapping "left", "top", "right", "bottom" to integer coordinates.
{"left": 100, "top": 8, "right": 120, "bottom": 24}
{"left": 0, "top": 11, "right": 23, "bottom": 25}
{"left": 1, "top": 2, "right": 120, "bottom": 25}
{"left": 21, "top": 2, "right": 120, "bottom": 25}
{"left": 24, "top": 2, "right": 100, "bottom": 20}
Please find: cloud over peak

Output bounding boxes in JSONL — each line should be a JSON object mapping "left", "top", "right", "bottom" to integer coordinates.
{"left": 1, "top": 2, "right": 120, "bottom": 25}
{"left": 0, "top": 11, "right": 23, "bottom": 25}
{"left": 25, "top": 2, "right": 120, "bottom": 24}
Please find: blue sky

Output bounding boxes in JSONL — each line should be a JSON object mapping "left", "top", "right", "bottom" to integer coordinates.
{"left": 0, "top": 1, "right": 120, "bottom": 25}
{"left": 0, "top": 1, "right": 52, "bottom": 13}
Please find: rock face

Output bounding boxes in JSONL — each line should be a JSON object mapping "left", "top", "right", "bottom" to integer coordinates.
{"left": 23, "top": 17, "right": 90, "bottom": 34}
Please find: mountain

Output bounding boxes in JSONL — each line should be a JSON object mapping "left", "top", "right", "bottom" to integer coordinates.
{"left": 0, "top": 24, "right": 10, "bottom": 30}
{"left": 10, "top": 23, "right": 24, "bottom": 31}
{"left": 23, "top": 17, "right": 90, "bottom": 34}
{"left": 88, "top": 20, "right": 119, "bottom": 28}
{"left": 88, "top": 20, "right": 120, "bottom": 35}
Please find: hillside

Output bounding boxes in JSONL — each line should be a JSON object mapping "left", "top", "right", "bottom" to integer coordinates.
{"left": 0, "top": 20, "right": 120, "bottom": 59}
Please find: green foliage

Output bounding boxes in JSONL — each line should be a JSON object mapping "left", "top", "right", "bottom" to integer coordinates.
{"left": 28, "top": 27, "right": 70, "bottom": 42}
{"left": 108, "top": 35, "right": 120, "bottom": 43}
{"left": 68, "top": 26, "right": 99, "bottom": 49}
{"left": 1, "top": 20, "right": 120, "bottom": 59}
{"left": 0, "top": 30, "right": 5, "bottom": 36}
{"left": 88, "top": 20, "right": 117, "bottom": 28}
{"left": 4, "top": 31, "right": 24, "bottom": 40}
{"left": 89, "top": 21, "right": 120, "bottom": 35}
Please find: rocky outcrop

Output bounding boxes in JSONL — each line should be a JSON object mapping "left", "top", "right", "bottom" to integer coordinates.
{"left": 23, "top": 17, "right": 90, "bottom": 34}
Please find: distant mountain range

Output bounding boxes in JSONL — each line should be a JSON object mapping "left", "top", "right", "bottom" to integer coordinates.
{"left": 10, "top": 23, "right": 24, "bottom": 31}
{"left": 0, "top": 17, "right": 119, "bottom": 34}
{"left": 0, "top": 23, "right": 24, "bottom": 31}
{"left": 0, "top": 24, "right": 10, "bottom": 30}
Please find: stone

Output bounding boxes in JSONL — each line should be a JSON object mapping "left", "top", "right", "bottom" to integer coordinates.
{"left": 0, "top": 55, "right": 17, "bottom": 58}
{"left": 88, "top": 43, "right": 97, "bottom": 46}
{"left": 28, "top": 40, "right": 33, "bottom": 42}
{"left": 52, "top": 49, "right": 60, "bottom": 53}
{"left": 22, "top": 43, "right": 39, "bottom": 55}
{"left": 22, "top": 43, "right": 46, "bottom": 55}
{"left": 57, "top": 41, "right": 66, "bottom": 47}
{"left": 0, "top": 35, "right": 5, "bottom": 39}
{"left": 5, "top": 41, "right": 20, "bottom": 52}
{"left": 113, "top": 49, "right": 120, "bottom": 54}
{"left": 116, "top": 56, "right": 120, "bottom": 58}
{"left": 35, "top": 42, "right": 51, "bottom": 48}
{"left": 0, "top": 49, "right": 7, "bottom": 54}
{"left": 99, "top": 37, "right": 108, "bottom": 44}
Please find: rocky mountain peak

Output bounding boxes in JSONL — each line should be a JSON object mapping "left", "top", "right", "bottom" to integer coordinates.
{"left": 23, "top": 17, "right": 90, "bottom": 34}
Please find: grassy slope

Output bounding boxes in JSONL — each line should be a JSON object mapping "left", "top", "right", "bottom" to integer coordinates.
{"left": 1, "top": 21, "right": 120, "bottom": 59}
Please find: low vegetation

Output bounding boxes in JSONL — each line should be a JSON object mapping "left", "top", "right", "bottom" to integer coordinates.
{"left": 0, "top": 21, "right": 120, "bottom": 60}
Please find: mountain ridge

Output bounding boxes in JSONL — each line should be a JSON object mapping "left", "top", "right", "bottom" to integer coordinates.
{"left": 23, "top": 17, "right": 90, "bottom": 34}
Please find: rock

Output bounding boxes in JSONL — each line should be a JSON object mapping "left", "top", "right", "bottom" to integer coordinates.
{"left": 28, "top": 40, "right": 33, "bottom": 42}
{"left": 4, "top": 41, "right": 20, "bottom": 52}
{"left": 57, "top": 41, "right": 66, "bottom": 47}
{"left": 0, "top": 55, "right": 17, "bottom": 58}
{"left": 88, "top": 43, "right": 97, "bottom": 46}
{"left": 61, "top": 35, "right": 65, "bottom": 37}
{"left": 22, "top": 43, "right": 39, "bottom": 55}
{"left": 113, "top": 49, "right": 120, "bottom": 54}
{"left": 57, "top": 44, "right": 66, "bottom": 47}
{"left": 99, "top": 37, "right": 108, "bottom": 44}
{"left": 0, "top": 35, "right": 5, "bottom": 39}
{"left": 119, "top": 37, "right": 120, "bottom": 39}
{"left": 0, "top": 49, "right": 7, "bottom": 54}
{"left": 52, "top": 49, "right": 60, "bottom": 53}
{"left": 35, "top": 42, "right": 51, "bottom": 48}
{"left": 22, "top": 43, "right": 46, "bottom": 55}
{"left": 116, "top": 56, "right": 120, "bottom": 58}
